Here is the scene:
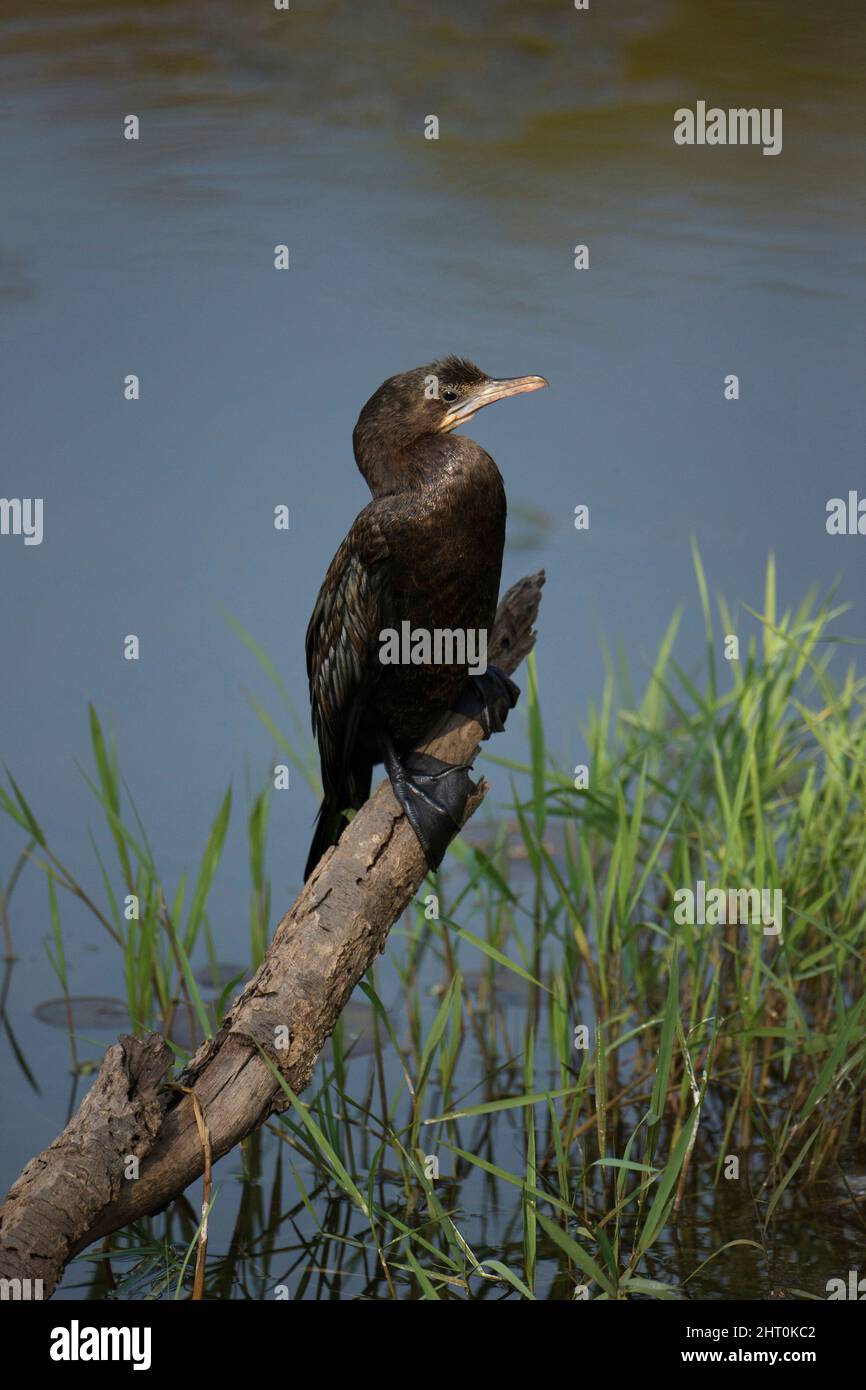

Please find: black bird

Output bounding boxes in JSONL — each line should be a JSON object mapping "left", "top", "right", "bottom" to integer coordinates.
{"left": 304, "top": 356, "right": 547, "bottom": 881}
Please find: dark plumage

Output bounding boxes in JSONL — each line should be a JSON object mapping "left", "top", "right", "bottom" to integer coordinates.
{"left": 304, "top": 356, "right": 547, "bottom": 880}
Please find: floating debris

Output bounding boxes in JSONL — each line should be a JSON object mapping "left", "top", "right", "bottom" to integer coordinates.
{"left": 34, "top": 997, "right": 131, "bottom": 1031}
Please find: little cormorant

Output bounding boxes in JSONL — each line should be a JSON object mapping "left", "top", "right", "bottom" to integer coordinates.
{"left": 304, "top": 356, "right": 547, "bottom": 881}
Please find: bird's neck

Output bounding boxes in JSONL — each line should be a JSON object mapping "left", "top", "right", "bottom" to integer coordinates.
{"left": 353, "top": 417, "right": 407, "bottom": 496}
{"left": 354, "top": 430, "right": 460, "bottom": 498}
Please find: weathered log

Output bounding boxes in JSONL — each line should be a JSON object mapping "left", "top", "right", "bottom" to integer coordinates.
{"left": 0, "top": 571, "right": 544, "bottom": 1297}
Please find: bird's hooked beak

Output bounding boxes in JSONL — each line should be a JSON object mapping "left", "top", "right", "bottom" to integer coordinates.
{"left": 439, "top": 374, "right": 549, "bottom": 432}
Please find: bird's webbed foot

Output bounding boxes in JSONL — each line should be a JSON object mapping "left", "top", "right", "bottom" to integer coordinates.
{"left": 455, "top": 664, "right": 520, "bottom": 738}
{"left": 382, "top": 738, "right": 472, "bottom": 871}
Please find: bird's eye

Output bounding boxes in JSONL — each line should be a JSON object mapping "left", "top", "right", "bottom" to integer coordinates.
{"left": 441, "top": 389, "right": 458, "bottom": 403}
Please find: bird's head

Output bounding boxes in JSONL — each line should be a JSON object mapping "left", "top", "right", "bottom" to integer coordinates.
{"left": 353, "top": 356, "right": 548, "bottom": 494}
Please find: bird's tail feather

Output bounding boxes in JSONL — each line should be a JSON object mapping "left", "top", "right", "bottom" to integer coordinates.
{"left": 304, "top": 765, "right": 372, "bottom": 881}
{"left": 304, "top": 798, "right": 348, "bottom": 881}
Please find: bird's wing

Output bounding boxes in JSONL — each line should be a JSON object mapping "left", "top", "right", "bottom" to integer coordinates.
{"left": 306, "top": 505, "right": 392, "bottom": 801}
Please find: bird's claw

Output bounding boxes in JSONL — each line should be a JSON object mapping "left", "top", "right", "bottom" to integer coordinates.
{"left": 383, "top": 745, "right": 472, "bottom": 870}
{"left": 455, "top": 664, "right": 520, "bottom": 738}
{"left": 379, "top": 665, "right": 518, "bottom": 870}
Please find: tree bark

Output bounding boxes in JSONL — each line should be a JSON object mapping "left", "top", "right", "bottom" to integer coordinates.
{"left": 0, "top": 571, "right": 544, "bottom": 1298}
